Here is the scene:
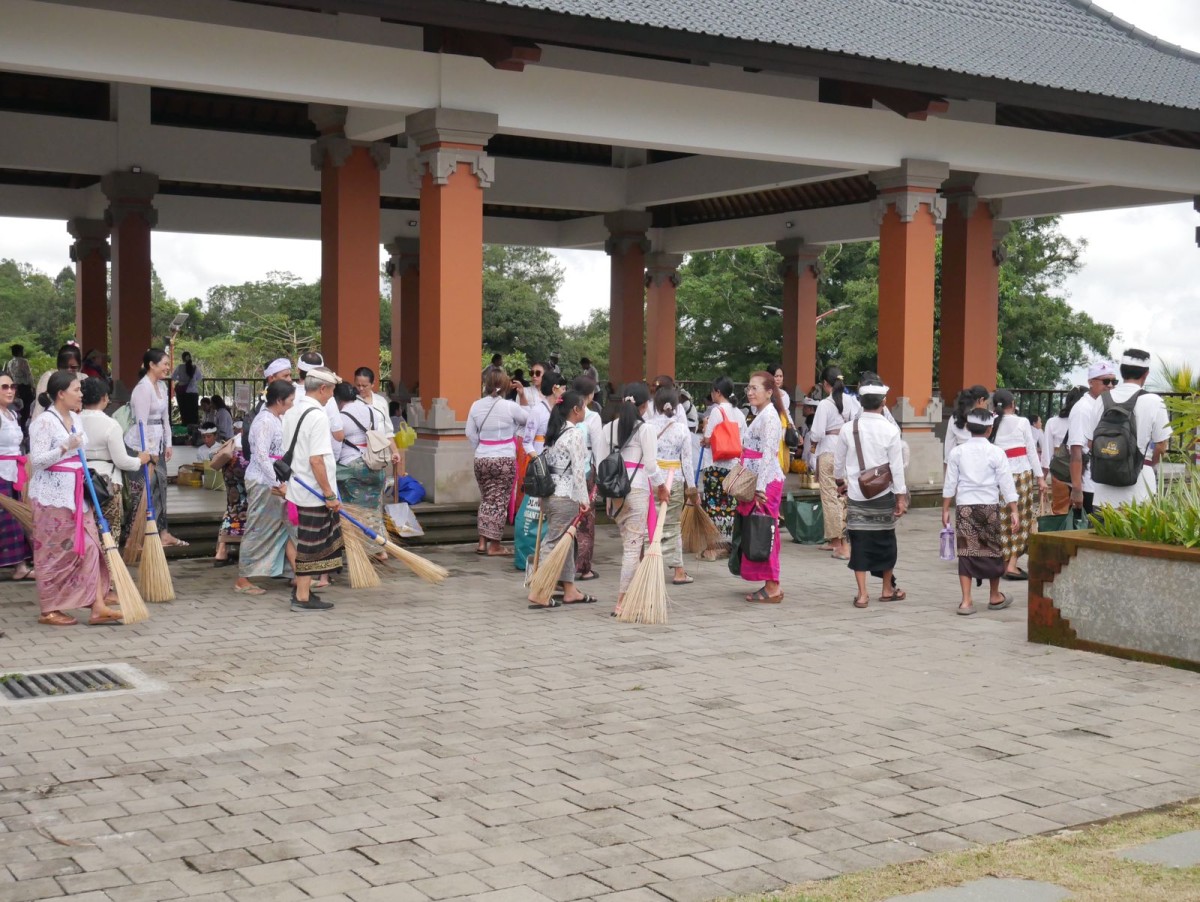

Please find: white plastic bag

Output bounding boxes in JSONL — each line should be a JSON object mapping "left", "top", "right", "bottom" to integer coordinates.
{"left": 384, "top": 501, "right": 423, "bottom": 537}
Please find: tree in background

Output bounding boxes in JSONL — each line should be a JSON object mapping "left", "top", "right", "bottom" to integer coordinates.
{"left": 482, "top": 246, "right": 565, "bottom": 367}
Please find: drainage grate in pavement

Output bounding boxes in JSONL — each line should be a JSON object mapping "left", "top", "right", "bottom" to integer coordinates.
{"left": 1, "top": 668, "right": 133, "bottom": 701}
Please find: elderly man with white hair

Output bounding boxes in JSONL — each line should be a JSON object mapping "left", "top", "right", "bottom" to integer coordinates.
{"left": 281, "top": 366, "right": 343, "bottom": 611}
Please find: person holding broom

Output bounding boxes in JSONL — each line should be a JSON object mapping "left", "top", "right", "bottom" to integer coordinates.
{"left": 27, "top": 372, "right": 123, "bottom": 626}
{"left": 527, "top": 389, "right": 595, "bottom": 606}
{"left": 569, "top": 375, "right": 604, "bottom": 582}
{"left": 80, "top": 377, "right": 154, "bottom": 548}
{"left": 739, "top": 371, "right": 786, "bottom": 603}
{"left": 647, "top": 385, "right": 696, "bottom": 586}
{"left": 697, "top": 376, "right": 746, "bottom": 561}
{"left": 282, "top": 367, "right": 343, "bottom": 611}
{"left": 124, "top": 348, "right": 186, "bottom": 547}
{"left": 603, "top": 382, "right": 669, "bottom": 618}
{"left": 237, "top": 378, "right": 297, "bottom": 595}
{"left": 0, "top": 372, "right": 33, "bottom": 581}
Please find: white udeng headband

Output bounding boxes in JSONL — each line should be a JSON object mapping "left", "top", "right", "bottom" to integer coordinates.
{"left": 1120, "top": 354, "right": 1150, "bottom": 366}
{"left": 858, "top": 384, "right": 889, "bottom": 396}
{"left": 967, "top": 410, "right": 994, "bottom": 425}
{"left": 306, "top": 367, "right": 340, "bottom": 386}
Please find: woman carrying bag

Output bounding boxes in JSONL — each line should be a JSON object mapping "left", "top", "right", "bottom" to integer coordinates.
{"left": 808, "top": 365, "right": 860, "bottom": 561}
{"left": 467, "top": 370, "right": 528, "bottom": 556}
{"left": 80, "top": 377, "right": 154, "bottom": 548}
{"left": 736, "top": 371, "right": 786, "bottom": 603}
{"left": 697, "top": 376, "right": 747, "bottom": 560}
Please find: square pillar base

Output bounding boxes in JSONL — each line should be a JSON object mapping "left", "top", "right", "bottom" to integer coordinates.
{"left": 405, "top": 396, "right": 480, "bottom": 504}
{"left": 892, "top": 396, "right": 945, "bottom": 490}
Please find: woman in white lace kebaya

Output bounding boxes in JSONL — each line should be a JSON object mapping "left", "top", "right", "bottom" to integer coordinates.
{"left": 27, "top": 372, "right": 123, "bottom": 626}
{"left": 738, "top": 371, "right": 786, "bottom": 603}
{"left": 124, "top": 348, "right": 185, "bottom": 546}
{"left": 647, "top": 386, "right": 696, "bottom": 585}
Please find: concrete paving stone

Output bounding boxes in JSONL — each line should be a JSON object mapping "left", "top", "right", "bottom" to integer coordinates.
{"left": 1118, "top": 830, "right": 1200, "bottom": 867}
{"left": 885, "top": 877, "right": 1072, "bottom": 901}
{"left": 530, "top": 873, "right": 613, "bottom": 901}
{"left": 650, "top": 876, "right": 732, "bottom": 902}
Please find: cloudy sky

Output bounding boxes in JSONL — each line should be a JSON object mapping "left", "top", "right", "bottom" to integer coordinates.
{"left": 2, "top": 0, "right": 1198, "bottom": 372}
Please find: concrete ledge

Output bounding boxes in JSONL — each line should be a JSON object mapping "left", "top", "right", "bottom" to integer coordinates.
{"left": 1029, "top": 531, "right": 1200, "bottom": 672}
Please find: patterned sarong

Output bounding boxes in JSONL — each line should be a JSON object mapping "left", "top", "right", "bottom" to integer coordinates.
{"left": 0, "top": 477, "right": 30, "bottom": 567}
{"left": 473, "top": 457, "right": 514, "bottom": 542}
{"left": 847, "top": 492, "right": 898, "bottom": 575}
{"left": 32, "top": 499, "right": 109, "bottom": 614}
{"left": 701, "top": 466, "right": 738, "bottom": 546}
{"left": 240, "top": 482, "right": 293, "bottom": 578}
{"left": 294, "top": 505, "right": 344, "bottom": 575}
{"left": 956, "top": 503, "right": 1006, "bottom": 581}
{"left": 999, "top": 469, "right": 1035, "bottom": 558}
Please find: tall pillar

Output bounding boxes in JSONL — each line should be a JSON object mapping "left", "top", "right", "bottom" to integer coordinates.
{"left": 384, "top": 238, "right": 420, "bottom": 392}
{"left": 310, "top": 104, "right": 390, "bottom": 376}
{"left": 871, "top": 159, "right": 948, "bottom": 486}
{"left": 68, "top": 218, "right": 110, "bottom": 358}
{"left": 940, "top": 188, "right": 1005, "bottom": 404}
{"left": 604, "top": 211, "right": 651, "bottom": 387}
{"left": 405, "top": 108, "right": 497, "bottom": 502}
{"left": 102, "top": 170, "right": 157, "bottom": 393}
{"left": 644, "top": 252, "right": 682, "bottom": 381}
{"left": 776, "top": 239, "right": 823, "bottom": 402}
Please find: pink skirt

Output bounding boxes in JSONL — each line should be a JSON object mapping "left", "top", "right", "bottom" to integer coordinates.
{"left": 737, "top": 478, "right": 783, "bottom": 582}
{"left": 32, "top": 500, "right": 109, "bottom": 614}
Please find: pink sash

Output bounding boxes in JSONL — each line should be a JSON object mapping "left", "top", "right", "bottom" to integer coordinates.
{"left": 480, "top": 436, "right": 521, "bottom": 521}
{"left": 742, "top": 449, "right": 764, "bottom": 460}
{"left": 623, "top": 460, "right": 661, "bottom": 538}
{"left": 0, "top": 454, "right": 27, "bottom": 492}
{"left": 47, "top": 460, "right": 86, "bottom": 556}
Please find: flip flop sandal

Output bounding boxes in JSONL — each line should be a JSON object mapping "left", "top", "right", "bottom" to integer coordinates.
{"left": 528, "top": 598, "right": 563, "bottom": 609}
{"left": 577, "top": 571, "right": 599, "bottom": 581}
{"left": 1002, "top": 569, "right": 1028, "bottom": 581}
{"left": 957, "top": 605, "right": 977, "bottom": 616}
{"left": 486, "top": 548, "right": 512, "bottom": 557}
{"left": 561, "top": 594, "right": 599, "bottom": 605}
{"left": 879, "top": 589, "right": 907, "bottom": 602}
{"left": 831, "top": 553, "right": 850, "bottom": 561}
{"left": 87, "top": 612, "right": 124, "bottom": 626}
{"left": 672, "top": 576, "right": 694, "bottom": 585}
{"left": 988, "top": 594, "right": 1014, "bottom": 611}
{"left": 474, "top": 549, "right": 489, "bottom": 556}
{"left": 234, "top": 585, "right": 267, "bottom": 596}
{"left": 162, "top": 538, "right": 190, "bottom": 548}
{"left": 853, "top": 597, "right": 869, "bottom": 608}
{"left": 745, "top": 588, "right": 783, "bottom": 604}
{"left": 38, "top": 613, "right": 77, "bottom": 627}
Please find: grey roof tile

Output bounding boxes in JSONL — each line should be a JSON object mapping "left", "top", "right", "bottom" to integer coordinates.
{"left": 475, "top": 0, "right": 1200, "bottom": 111}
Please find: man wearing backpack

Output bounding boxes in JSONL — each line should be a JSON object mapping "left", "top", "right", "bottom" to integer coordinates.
{"left": 1067, "top": 361, "right": 1116, "bottom": 515}
{"left": 1079, "top": 349, "right": 1171, "bottom": 510}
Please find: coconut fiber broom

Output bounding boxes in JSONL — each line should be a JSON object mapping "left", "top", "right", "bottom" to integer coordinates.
{"left": 527, "top": 491, "right": 595, "bottom": 607}
{"left": 79, "top": 448, "right": 149, "bottom": 625}
{"left": 680, "top": 459, "right": 720, "bottom": 554}
{"left": 617, "top": 473, "right": 673, "bottom": 625}
{"left": 294, "top": 477, "right": 448, "bottom": 584}
{"left": 0, "top": 493, "right": 33, "bottom": 535}
{"left": 340, "top": 512, "right": 382, "bottom": 589}
{"left": 122, "top": 486, "right": 147, "bottom": 564}
{"left": 134, "top": 422, "right": 174, "bottom": 602}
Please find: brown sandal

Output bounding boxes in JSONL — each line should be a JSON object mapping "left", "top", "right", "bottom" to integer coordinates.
{"left": 38, "top": 612, "right": 77, "bottom": 627}
{"left": 87, "top": 610, "right": 124, "bottom": 626}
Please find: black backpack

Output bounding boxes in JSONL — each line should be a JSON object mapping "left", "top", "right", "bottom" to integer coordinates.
{"left": 596, "top": 426, "right": 641, "bottom": 499}
{"left": 1090, "top": 390, "right": 1146, "bottom": 487}
{"left": 522, "top": 453, "right": 555, "bottom": 498}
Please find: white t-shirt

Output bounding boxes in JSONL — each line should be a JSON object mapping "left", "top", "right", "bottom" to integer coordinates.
{"left": 1067, "top": 393, "right": 1101, "bottom": 493}
{"left": 1082, "top": 383, "right": 1171, "bottom": 508}
{"left": 282, "top": 396, "right": 337, "bottom": 506}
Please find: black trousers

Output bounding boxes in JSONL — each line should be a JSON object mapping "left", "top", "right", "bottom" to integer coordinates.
{"left": 178, "top": 391, "right": 200, "bottom": 426}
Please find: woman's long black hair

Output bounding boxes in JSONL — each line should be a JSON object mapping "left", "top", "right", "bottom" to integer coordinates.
{"left": 183, "top": 351, "right": 195, "bottom": 379}
{"left": 1057, "top": 386, "right": 1087, "bottom": 420}
{"left": 952, "top": 384, "right": 990, "bottom": 429}
{"left": 540, "top": 372, "right": 566, "bottom": 398}
{"left": 616, "top": 382, "right": 651, "bottom": 448}
{"left": 139, "top": 348, "right": 167, "bottom": 379}
{"left": 544, "top": 390, "right": 583, "bottom": 447}
{"left": 821, "top": 365, "right": 845, "bottom": 414}
{"left": 40, "top": 370, "right": 76, "bottom": 410}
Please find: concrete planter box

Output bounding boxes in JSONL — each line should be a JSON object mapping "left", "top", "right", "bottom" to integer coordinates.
{"left": 1029, "top": 530, "right": 1200, "bottom": 672}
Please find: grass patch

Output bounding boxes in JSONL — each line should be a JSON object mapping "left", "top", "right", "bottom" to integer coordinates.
{"left": 735, "top": 799, "right": 1200, "bottom": 902}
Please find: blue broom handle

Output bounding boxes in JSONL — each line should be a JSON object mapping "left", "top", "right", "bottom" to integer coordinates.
{"left": 76, "top": 446, "right": 112, "bottom": 535}
{"left": 137, "top": 421, "right": 157, "bottom": 519}
{"left": 292, "top": 476, "right": 382, "bottom": 542}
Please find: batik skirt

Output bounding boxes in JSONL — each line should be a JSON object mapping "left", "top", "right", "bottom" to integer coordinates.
{"left": 956, "top": 503, "right": 1007, "bottom": 581}
{"left": 32, "top": 500, "right": 108, "bottom": 614}
{"left": 999, "top": 469, "right": 1035, "bottom": 559}
{"left": 239, "top": 482, "right": 293, "bottom": 578}
{"left": 473, "top": 456, "right": 515, "bottom": 542}
{"left": 336, "top": 458, "right": 387, "bottom": 541}
{"left": 219, "top": 457, "right": 248, "bottom": 542}
{"left": 0, "top": 477, "right": 30, "bottom": 567}
{"left": 701, "top": 465, "right": 738, "bottom": 545}
{"left": 293, "top": 504, "right": 344, "bottom": 576}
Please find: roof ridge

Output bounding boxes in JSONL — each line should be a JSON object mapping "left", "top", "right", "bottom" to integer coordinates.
{"left": 1064, "top": 0, "right": 1200, "bottom": 63}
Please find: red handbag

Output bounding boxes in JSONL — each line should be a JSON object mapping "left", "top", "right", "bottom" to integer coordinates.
{"left": 710, "top": 407, "right": 742, "bottom": 462}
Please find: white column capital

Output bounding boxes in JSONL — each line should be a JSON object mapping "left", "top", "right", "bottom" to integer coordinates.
{"left": 869, "top": 192, "right": 947, "bottom": 226}
{"left": 101, "top": 170, "right": 158, "bottom": 228}
{"left": 644, "top": 252, "right": 683, "bottom": 288}
{"left": 774, "top": 239, "right": 824, "bottom": 278}
{"left": 67, "top": 218, "right": 110, "bottom": 262}
{"left": 384, "top": 237, "right": 420, "bottom": 276}
{"left": 408, "top": 147, "right": 494, "bottom": 189}
{"left": 604, "top": 210, "right": 652, "bottom": 256}
{"left": 310, "top": 135, "right": 391, "bottom": 171}
{"left": 405, "top": 108, "right": 498, "bottom": 148}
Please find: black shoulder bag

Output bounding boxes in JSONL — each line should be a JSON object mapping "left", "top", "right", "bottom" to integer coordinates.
{"left": 273, "top": 408, "right": 317, "bottom": 482}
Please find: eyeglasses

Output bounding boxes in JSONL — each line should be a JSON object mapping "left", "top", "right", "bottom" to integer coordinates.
{"left": 532, "top": 370, "right": 543, "bottom": 376}
{"left": 1100, "top": 379, "right": 1118, "bottom": 387}
{"left": 0, "top": 384, "right": 14, "bottom": 390}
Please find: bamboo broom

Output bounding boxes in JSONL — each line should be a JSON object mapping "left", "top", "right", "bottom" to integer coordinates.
{"left": 0, "top": 493, "right": 33, "bottom": 534}
{"left": 79, "top": 448, "right": 149, "bottom": 625}
{"left": 293, "top": 477, "right": 448, "bottom": 584}
{"left": 680, "top": 457, "right": 720, "bottom": 554}
{"left": 341, "top": 521, "right": 381, "bottom": 589}
{"left": 527, "top": 499, "right": 592, "bottom": 607}
{"left": 135, "top": 423, "right": 174, "bottom": 602}
{"left": 522, "top": 505, "right": 545, "bottom": 589}
{"left": 122, "top": 487, "right": 146, "bottom": 564}
{"left": 618, "top": 474, "right": 673, "bottom": 625}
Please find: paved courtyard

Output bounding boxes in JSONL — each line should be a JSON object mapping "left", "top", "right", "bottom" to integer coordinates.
{"left": 1, "top": 510, "right": 1198, "bottom": 902}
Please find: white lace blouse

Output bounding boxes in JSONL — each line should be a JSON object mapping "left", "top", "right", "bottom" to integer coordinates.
{"left": 246, "top": 409, "right": 283, "bottom": 486}
{"left": 28, "top": 409, "right": 88, "bottom": 511}
{"left": 0, "top": 406, "right": 21, "bottom": 484}
{"left": 543, "top": 424, "right": 589, "bottom": 504}
{"left": 651, "top": 418, "right": 696, "bottom": 488}
{"left": 123, "top": 377, "right": 170, "bottom": 454}
{"left": 744, "top": 405, "right": 785, "bottom": 491}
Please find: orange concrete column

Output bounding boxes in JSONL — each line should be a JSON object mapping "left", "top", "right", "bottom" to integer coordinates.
{"left": 310, "top": 106, "right": 389, "bottom": 377}
{"left": 404, "top": 108, "right": 498, "bottom": 502}
{"left": 644, "top": 252, "right": 682, "bottom": 381}
{"left": 604, "top": 211, "right": 651, "bottom": 386}
{"left": 776, "top": 239, "right": 823, "bottom": 401}
{"left": 385, "top": 237, "right": 420, "bottom": 394}
{"left": 68, "top": 218, "right": 110, "bottom": 358}
{"left": 102, "top": 170, "right": 157, "bottom": 393}
{"left": 940, "top": 190, "right": 1004, "bottom": 404}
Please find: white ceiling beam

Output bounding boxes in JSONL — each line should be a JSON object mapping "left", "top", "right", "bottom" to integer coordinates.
{"left": 660, "top": 204, "right": 879, "bottom": 254}
{"left": 626, "top": 157, "right": 856, "bottom": 208}
{"left": 997, "top": 186, "right": 1191, "bottom": 219}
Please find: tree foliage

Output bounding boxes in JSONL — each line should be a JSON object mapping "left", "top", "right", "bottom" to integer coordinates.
{"left": 482, "top": 246, "right": 565, "bottom": 367}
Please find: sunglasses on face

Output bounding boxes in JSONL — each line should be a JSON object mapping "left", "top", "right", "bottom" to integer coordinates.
{"left": 1100, "top": 379, "right": 1118, "bottom": 386}
{"left": 532, "top": 370, "right": 543, "bottom": 376}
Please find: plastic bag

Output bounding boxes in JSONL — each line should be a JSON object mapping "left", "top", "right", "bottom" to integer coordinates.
{"left": 1037, "top": 510, "right": 1088, "bottom": 533}
{"left": 384, "top": 501, "right": 423, "bottom": 538}
{"left": 512, "top": 495, "right": 547, "bottom": 572}
{"left": 394, "top": 475, "right": 425, "bottom": 505}
{"left": 783, "top": 493, "right": 824, "bottom": 545}
{"left": 939, "top": 526, "right": 956, "bottom": 561}
{"left": 393, "top": 421, "right": 417, "bottom": 450}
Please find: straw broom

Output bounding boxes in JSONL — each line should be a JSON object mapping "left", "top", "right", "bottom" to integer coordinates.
{"left": 0, "top": 493, "right": 33, "bottom": 534}
{"left": 681, "top": 501, "right": 721, "bottom": 554}
{"left": 122, "top": 488, "right": 146, "bottom": 564}
{"left": 528, "top": 496, "right": 592, "bottom": 606}
{"left": 80, "top": 449, "right": 149, "bottom": 625}
{"left": 294, "top": 477, "right": 448, "bottom": 584}
{"left": 135, "top": 423, "right": 174, "bottom": 602}
{"left": 341, "top": 522, "right": 381, "bottom": 589}
{"left": 618, "top": 474, "right": 674, "bottom": 625}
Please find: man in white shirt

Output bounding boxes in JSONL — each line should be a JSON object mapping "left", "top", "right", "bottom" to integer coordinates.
{"left": 1068, "top": 360, "right": 1118, "bottom": 516}
{"left": 281, "top": 367, "right": 342, "bottom": 611}
{"left": 1081, "top": 348, "right": 1171, "bottom": 509}
{"left": 193, "top": 424, "right": 219, "bottom": 462}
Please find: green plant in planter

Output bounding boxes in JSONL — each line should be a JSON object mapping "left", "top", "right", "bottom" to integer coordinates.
{"left": 1091, "top": 470, "right": 1200, "bottom": 547}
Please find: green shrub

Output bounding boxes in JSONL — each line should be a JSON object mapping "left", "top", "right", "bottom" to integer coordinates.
{"left": 1091, "top": 470, "right": 1200, "bottom": 548}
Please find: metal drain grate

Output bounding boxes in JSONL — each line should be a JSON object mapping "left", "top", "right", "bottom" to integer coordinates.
{"left": 1, "top": 668, "right": 132, "bottom": 701}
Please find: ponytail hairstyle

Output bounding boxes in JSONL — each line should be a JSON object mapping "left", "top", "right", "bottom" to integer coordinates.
{"left": 654, "top": 385, "right": 679, "bottom": 419}
{"left": 544, "top": 390, "right": 583, "bottom": 447}
{"left": 483, "top": 368, "right": 510, "bottom": 398}
{"left": 750, "top": 370, "right": 786, "bottom": 417}
{"left": 989, "top": 389, "right": 1015, "bottom": 444}
{"left": 712, "top": 375, "right": 735, "bottom": 403}
{"left": 953, "top": 384, "right": 991, "bottom": 429}
{"left": 139, "top": 347, "right": 167, "bottom": 379}
{"left": 42, "top": 370, "right": 76, "bottom": 409}
{"left": 1058, "top": 385, "right": 1087, "bottom": 420}
{"left": 183, "top": 351, "right": 195, "bottom": 379}
{"left": 821, "top": 365, "right": 845, "bottom": 414}
{"left": 333, "top": 382, "right": 357, "bottom": 406}
{"left": 616, "top": 381, "right": 651, "bottom": 448}
{"left": 540, "top": 371, "right": 566, "bottom": 398}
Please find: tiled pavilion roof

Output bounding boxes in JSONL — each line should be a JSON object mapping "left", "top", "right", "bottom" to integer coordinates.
{"left": 472, "top": 0, "right": 1200, "bottom": 112}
